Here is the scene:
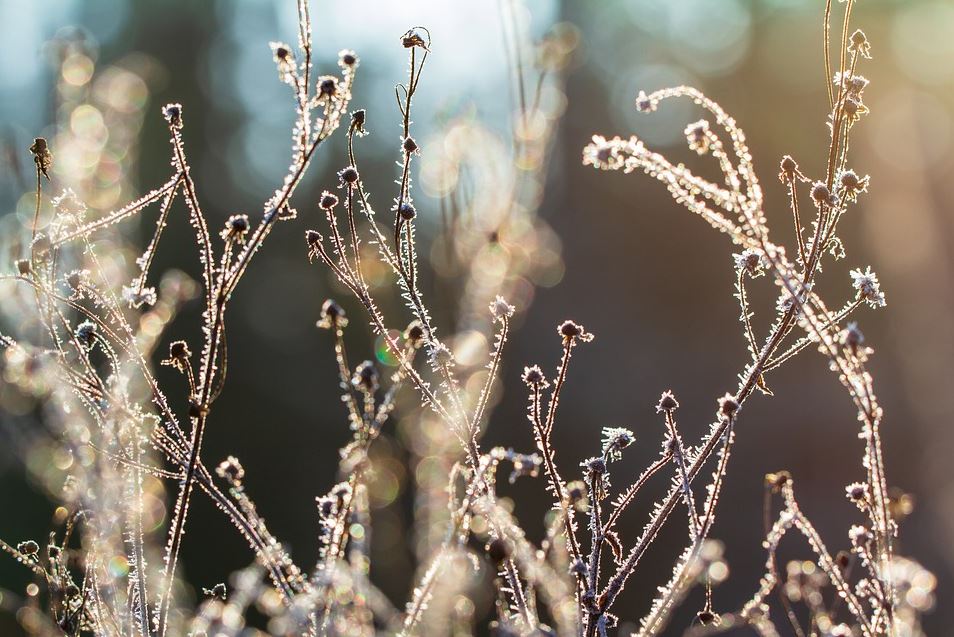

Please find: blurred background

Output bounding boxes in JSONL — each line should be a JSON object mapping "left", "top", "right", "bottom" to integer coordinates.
{"left": 1, "top": 0, "right": 952, "bottom": 634}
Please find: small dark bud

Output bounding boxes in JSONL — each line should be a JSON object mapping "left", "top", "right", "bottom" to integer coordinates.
{"left": 398, "top": 201, "right": 417, "bottom": 220}
{"left": 338, "top": 165, "right": 359, "bottom": 185}
{"left": 843, "top": 322, "right": 864, "bottom": 351}
{"left": 401, "top": 28, "right": 429, "bottom": 50}
{"left": 567, "top": 481, "right": 586, "bottom": 504}
{"left": 229, "top": 214, "right": 249, "bottom": 233}
{"left": 16, "top": 259, "right": 31, "bottom": 275}
{"left": 274, "top": 45, "right": 290, "bottom": 60}
{"left": 696, "top": 610, "right": 717, "bottom": 626}
{"left": 521, "top": 365, "right": 546, "bottom": 386}
{"left": 306, "top": 230, "right": 322, "bottom": 246}
{"left": 717, "top": 393, "right": 739, "bottom": 420}
{"left": 635, "top": 90, "right": 656, "bottom": 113}
{"left": 319, "top": 191, "right": 339, "bottom": 210}
{"left": 403, "top": 136, "right": 418, "bottom": 154}
{"left": 216, "top": 456, "right": 245, "bottom": 486}
{"left": 188, "top": 400, "right": 202, "bottom": 419}
{"left": 352, "top": 360, "right": 379, "bottom": 393}
{"left": 48, "top": 545, "right": 61, "bottom": 559}
{"left": 17, "top": 540, "right": 39, "bottom": 557}
{"left": 351, "top": 109, "right": 366, "bottom": 131}
{"left": 339, "top": 49, "right": 358, "bottom": 67}
{"left": 487, "top": 537, "right": 510, "bottom": 564}
{"left": 835, "top": 550, "right": 851, "bottom": 570}
{"left": 839, "top": 170, "right": 867, "bottom": 197}
{"left": 29, "top": 138, "right": 52, "bottom": 179}
{"left": 66, "top": 271, "right": 82, "bottom": 291}
{"left": 811, "top": 181, "right": 834, "bottom": 207}
{"left": 331, "top": 481, "right": 352, "bottom": 502}
{"left": 316, "top": 495, "right": 336, "bottom": 517}
{"left": 849, "top": 483, "right": 867, "bottom": 501}
{"left": 317, "top": 299, "right": 347, "bottom": 329}
{"left": 404, "top": 320, "right": 425, "bottom": 346}
{"left": 765, "top": 471, "right": 791, "bottom": 491}
{"left": 318, "top": 76, "right": 338, "bottom": 97}
{"left": 843, "top": 97, "right": 862, "bottom": 117}
{"left": 778, "top": 155, "right": 800, "bottom": 183}
{"left": 559, "top": 320, "right": 581, "bottom": 338}
{"left": 656, "top": 390, "right": 679, "bottom": 413}
{"left": 585, "top": 457, "right": 606, "bottom": 475}
{"left": 169, "top": 340, "right": 191, "bottom": 361}
{"left": 162, "top": 103, "right": 183, "bottom": 128}
{"left": 221, "top": 214, "right": 250, "bottom": 242}
{"left": 75, "top": 321, "right": 96, "bottom": 347}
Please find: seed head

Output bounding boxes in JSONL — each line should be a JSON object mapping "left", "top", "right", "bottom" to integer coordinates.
{"left": 486, "top": 538, "right": 510, "bottom": 564}
{"left": 216, "top": 456, "right": 245, "bottom": 487}
{"left": 521, "top": 365, "right": 547, "bottom": 387}
{"left": 338, "top": 49, "right": 358, "bottom": 68}
{"left": 16, "top": 259, "right": 30, "bottom": 276}
{"left": 403, "top": 136, "right": 418, "bottom": 154}
{"left": 566, "top": 481, "right": 586, "bottom": 504}
{"left": 835, "top": 550, "right": 851, "bottom": 570}
{"left": 696, "top": 610, "right": 717, "bottom": 626}
{"left": 765, "top": 471, "right": 791, "bottom": 492}
{"left": 162, "top": 103, "right": 183, "bottom": 129}
{"left": 841, "top": 322, "right": 865, "bottom": 352}
{"left": 350, "top": 109, "right": 367, "bottom": 135}
{"left": 29, "top": 138, "right": 52, "bottom": 179}
{"left": 164, "top": 340, "right": 193, "bottom": 374}
{"left": 558, "top": 320, "right": 593, "bottom": 343}
{"left": 271, "top": 42, "right": 291, "bottom": 61}
{"left": 352, "top": 360, "right": 379, "bottom": 393}
{"left": 489, "top": 295, "right": 514, "bottom": 320}
{"left": 778, "top": 155, "right": 801, "bottom": 184}
{"left": 404, "top": 320, "right": 425, "bottom": 347}
{"left": 17, "top": 540, "right": 39, "bottom": 557}
{"left": 684, "top": 120, "right": 711, "bottom": 155}
{"left": 635, "top": 90, "right": 657, "bottom": 113}
{"left": 656, "top": 390, "right": 679, "bottom": 413}
{"left": 584, "top": 456, "right": 606, "bottom": 475}
{"left": 316, "top": 495, "right": 337, "bottom": 518}
{"left": 398, "top": 201, "right": 416, "bottom": 220}
{"left": 66, "top": 270, "right": 84, "bottom": 293}
{"left": 717, "top": 393, "right": 739, "bottom": 421}
{"left": 846, "top": 482, "right": 868, "bottom": 502}
{"left": 75, "top": 321, "right": 97, "bottom": 349}
{"left": 317, "top": 299, "right": 348, "bottom": 329}
{"left": 319, "top": 191, "right": 339, "bottom": 210}
{"left": 734, "top": 249, "right": 765, "bottom": 277}
{"left": 848, "top": 29, "right": 871, "bottom": 59}
{"left": 338, "top": 165, "right": 359, "bottom": 185}
{"left": 318, "top": 75, "right": 338, "bottom": 97}
{"left": 221, "top": 214, "right": 250, "bottom": 243}
{"left": 401, "top": 28, "right": 430, "bottom": 51}
{"left": 810, "top": 181, "right": 836, "bottom": 208}
{"left": 601, "top": 427, "right": 635, "bottom": 462}
{"left": 838, "top": 169, "right": 869, "bottom": 201}
{"left": 850, "top": 267, "right": 885, "bottom": 308}
{"left": 842, "top": 96, "right": 868, "bottom": 122}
